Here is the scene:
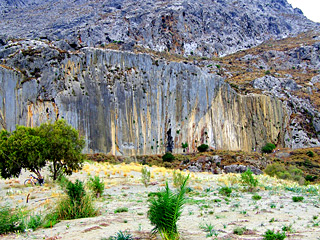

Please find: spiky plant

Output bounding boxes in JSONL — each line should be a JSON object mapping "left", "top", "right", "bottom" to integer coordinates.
{"left": 148, "top": 175, "right": 189, "bottom": 240}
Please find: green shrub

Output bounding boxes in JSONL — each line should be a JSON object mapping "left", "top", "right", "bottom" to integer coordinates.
{"left": 197, "top": 144, "right": 209, "bottom": 152}
{"left": 27, "top": 214, "right": 42, "bottom": 230}
{"left": 173, "top": 170, "right": 188, "bottom": 188}
{"left": 108, "top": 230, "right": 133, "bottom": 240}
{"left": 263, "top": 229, "right": 286, "bottom": 240}
{"left": 181, "top": 142, "right": 188, "bottom": 150}
{"left": 114, "top": 207, "right": 129, "bottom": 213}
{"left": 51, "top": 179, "right": 97, "bottom": 221}
{"left": 252, "top": 194, "right": 262, "bottom": 200}
{"left": 218, "top": 187, "right": 232, "bottom": 197}
{"left": 233, "top": 227, "right": 246, "bottom": 235}
{"left": 42, "top": 212, "right": 59, "bottom": 228}
{"left": 0, "top": 205, "right": 25, "bottom": 234}
{"left": 261, "top": 143, "right": 276, "bottom": 153}
{"left": 305, "top": 175, "right": 317, "bottom": 182}
{"left": 264, "top": 163, "right": 305, "bottom": 183}
{"left": 241, "top": 168, "right": 258, "bottom": 192}
{"left": 148, "top": 175, "right": 189, "bottom": 240}
{"left": 55, "top": 194, "right": 97, "bottom": 220}
{"left": 306, "top": 150, "right": 314, "bottom": 157}
{"left": 162, "top": 152, "right": 175, "bottom": 162}
{"left": 141, "top": 167, "right": 151, "bottom": 187}
{"left": 66, "top": 180, "right": 86, "bottom": 204}
{"left": 292, "top": 196, "right": 304, "bottom": 202}
{"left": 88, "top": 176, "right": 105, "bottom": 198}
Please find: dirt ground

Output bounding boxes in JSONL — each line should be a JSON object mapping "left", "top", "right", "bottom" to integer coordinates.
{"left": 1, "top": 162, "right": 320, "bottom": 240}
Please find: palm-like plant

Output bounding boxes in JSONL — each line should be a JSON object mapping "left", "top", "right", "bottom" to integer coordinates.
{"left": 148, "top": 175, "right": 189, "bottom": 240}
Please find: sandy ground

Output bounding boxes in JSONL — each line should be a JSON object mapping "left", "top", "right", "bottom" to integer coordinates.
{"left": 1, "top": 162, "right": 320, "bottom": 240}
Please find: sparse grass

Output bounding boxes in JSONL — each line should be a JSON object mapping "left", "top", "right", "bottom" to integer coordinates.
{"left": 114, "top": 207, "right": 129, "bottom": 213}
{"left": 282, "top": 224, "right": 294, "bottom": 233}
{"left": 0, "top": 205, "right": 25, "bottom": 234}
{"left": 233, "top": 226, "right": 246, "bottom": 235}
{"left": 108, "top": 230, "right": 133, "bottom": 240}
{"left": 45, "top": 179, "right": 98, "bottom": 225}
{"left": 199, "top": 223, "right": 218, "bottom": 237}
{"left": 252, "top": 194, "right": 262, "bottom": 200}
{"left": 27, "top": 214, "right": 43, "bottom": 230}
{"left": 219, "top": 186, "right": 232, "bottom": 197}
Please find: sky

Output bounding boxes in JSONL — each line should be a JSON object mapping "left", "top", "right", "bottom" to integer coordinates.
{"left": 287, "top": 0, "right": 320, "bottom": 22}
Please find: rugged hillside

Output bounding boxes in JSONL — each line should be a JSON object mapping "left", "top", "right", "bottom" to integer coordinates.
{"left": 0, "top": 0, "right": 317, "bottom": 57}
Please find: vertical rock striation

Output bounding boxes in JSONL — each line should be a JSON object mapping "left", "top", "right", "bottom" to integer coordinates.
{"left": 0, "top": 42, "right": 288, "bottom": 154}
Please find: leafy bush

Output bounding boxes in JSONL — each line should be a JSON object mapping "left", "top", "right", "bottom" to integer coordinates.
{"left": 148, "top": 175, "right": 189, "bottom": 240}
{"left": 162, "top": 152, "right": 175, "bottom": 162}
{"left": 263, "top": 229, "right": 286, "bottom": 240}
{"left": 197, "top": 144, "right": 209, "bottom": 152}
{"left": 218, "top": 187, "right": 232, "bottom": 197}
{"left": 88, "top": 176, "right": 105, "bottom": 197}
{"left": 261, "top": 143, "right": 276, "bottom": 153}
{"left": 241, "top": 168, "right": 258, "bottom": 192}
{"left": 0, "top": 205, "right": 25, "bottom": 234}
{"left": 108, "top": 230, "right": 133, "bottom": 240}
{"left": 141, "top": 167, "right": 151, "bottom": 187}
{"left": 292, "top": 196, "right": 304, "bottom": 202}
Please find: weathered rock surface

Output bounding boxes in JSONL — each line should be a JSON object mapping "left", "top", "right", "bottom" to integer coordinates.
{"left": 0, "top": 0, "right": 318, "bottom": 57}
{"left": 223, "top": 164, "right": 263, "bottom": 175}
{"left": 0, "top": 40, "right": 288, "bottom": 154}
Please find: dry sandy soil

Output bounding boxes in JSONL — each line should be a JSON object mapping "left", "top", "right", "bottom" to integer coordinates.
{"left": 1, "top": 162, "right": 320, "bottom": 240}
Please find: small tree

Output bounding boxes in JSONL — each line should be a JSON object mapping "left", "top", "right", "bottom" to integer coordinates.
{"left": 0, "top": 126, "right": 46, "bottom": 179}
{"left": 0, "top": 120, "right": 85, "bottom": 181}
{"left": 38, "top": 120, "right": 85, "bottom": 180}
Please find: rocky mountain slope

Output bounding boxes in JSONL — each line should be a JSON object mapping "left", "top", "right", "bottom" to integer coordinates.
{"left": 0, "top": 0, "right": 318, "bottom": 57}
{"left": 0, "top": 0, "right": 320, "bottom": 155}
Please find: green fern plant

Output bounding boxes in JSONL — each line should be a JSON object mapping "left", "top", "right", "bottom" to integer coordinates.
{"left": 148, "top": 175, "right": 189, "bottom": 240}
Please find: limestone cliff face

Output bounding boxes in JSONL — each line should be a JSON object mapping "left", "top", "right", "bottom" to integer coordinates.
{"left": 0, "top": 41, "right": 288, "bottom": 154}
